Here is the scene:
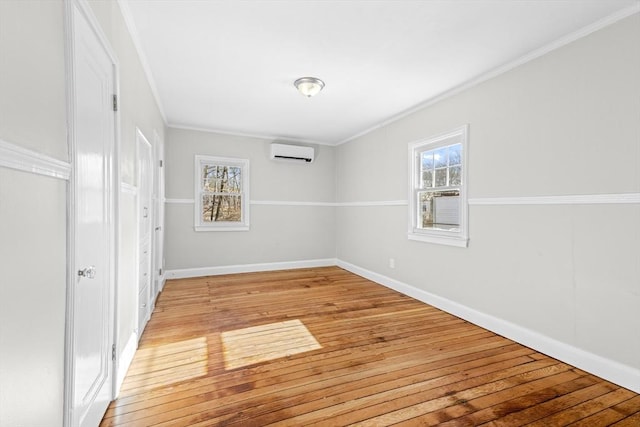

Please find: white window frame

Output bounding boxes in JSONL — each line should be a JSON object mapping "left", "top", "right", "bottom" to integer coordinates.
{"left": 194, "top": 155, "right": 250, "bottom": 231}
{"left": 408, "top": 125, "right": 469, "bottom": 247}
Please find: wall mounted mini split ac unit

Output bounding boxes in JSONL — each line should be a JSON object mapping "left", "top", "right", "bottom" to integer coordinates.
{"left": 270, "top": 143, "right": 315, "bottom": 163}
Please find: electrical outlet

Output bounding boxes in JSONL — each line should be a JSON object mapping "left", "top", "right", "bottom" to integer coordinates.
{"left": 389, "top": 258, "right": 395, "bottom": 269}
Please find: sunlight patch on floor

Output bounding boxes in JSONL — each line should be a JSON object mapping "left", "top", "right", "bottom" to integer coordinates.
{"left": 221, "top": 319, "right": 321, "bottom": 370}
{"left": 126, "top": 336, "right": 209, "bottom": 393}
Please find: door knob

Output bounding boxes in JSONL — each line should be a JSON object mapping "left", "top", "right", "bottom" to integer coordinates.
{"left": 78, "top": 266, "right": 96, "bottom": 279}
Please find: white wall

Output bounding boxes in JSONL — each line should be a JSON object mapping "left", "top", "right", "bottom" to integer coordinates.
{"left": 336, "top": 13, "right": 640, "bottom": 389}
{"left": 0, "top": 1, "right": 68, "bottom": 425}
{"left": 164, "top": 128, "right": 336, "bottom": 272}
{"left": 0, "top": 169, "right": 68, "bottom": 426}
{"left": 0, "top": 1, "right": 67, "bottom": 160}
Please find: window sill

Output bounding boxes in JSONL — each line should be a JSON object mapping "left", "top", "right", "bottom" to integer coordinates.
{"left": 195, "top": 225, "right": 250, "bottom": 232}
{"left": 408, "top": 232, "right": 468, "bottom": 248}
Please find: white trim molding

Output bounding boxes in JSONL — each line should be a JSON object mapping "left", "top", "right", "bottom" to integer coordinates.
{"left": 166, "top": 198, "right": 195, "bottom": 204}
{"left": 166, "top": 194, "right": 640, "bottom": 207}
{"left": 336, "top": 200, "right": 408, "bottom": 207}
{"left": 166, "top": 258, "right": 337, "bottom": 279}
{"left": 0, "top": 139, "right": 71, "bottom": 180}
{"left": 336, "top": 259, "right": 640, "bottom": 394}
{"left": 114, "top": 331, "right": 137, "bottom": 397}
{"left": 168, "top": 123, "right": 333, "bottom": 147}
{"left": 166, "top": 199, "right": 408, "bottom": 207}
{"left": 469, "top": 193, "right": 640, "bottom": 205}
{"left": 251, "top": 200, "right": 335, "bottom": 207}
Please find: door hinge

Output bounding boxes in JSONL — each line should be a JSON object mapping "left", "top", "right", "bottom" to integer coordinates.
{"left": 112, "top": 344, "right": 116, "bottom": 362}
{"left": 159, "top": 160, "right": 163, "bottom": 167}
{"left": 159, "top": 268, "right": 163, "bottom": 276}
{"left": 112, "top": 94, "right": 118, "bottom": 112}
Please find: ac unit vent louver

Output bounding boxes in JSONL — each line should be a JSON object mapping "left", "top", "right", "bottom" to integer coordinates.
{"left": 270, "top": 143, "right": 315, "bottom": 163}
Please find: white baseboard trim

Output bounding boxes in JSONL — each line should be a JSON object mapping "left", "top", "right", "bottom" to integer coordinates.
{"left": 336, "top": 259, "right": 640, "bottom": 394}
{"left": 114, "top": 331, "right": 138, "bottom": 397}
{"left": 165, "top": 258, "right": 338, "bottom": 279}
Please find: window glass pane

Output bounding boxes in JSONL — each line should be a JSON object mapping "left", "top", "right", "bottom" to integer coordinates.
{"left": 418, "top": 190, "right": 460, "bottom": 231}
{"left": 202, "top": 165, "right": 243, "bottom": 194}
{"left": 448, "top": 144, "right": 461, "bottom": 166}
{"left": 202, "top": 165, "right": 222, "bottom": 192}
{"left": 434, "top": 147, "right": 447, "bottom": 168}
{"left": 421, "top": 152, "right": 434, "bottom": 170}
{"left": 422, "top": 170, "right": 433, "bottom": 188}
{"left": 202, "top": 194, "right": 215, "bottom": 221}
{"left": 435, "top": 168, "right": 447, "bottom": 187}
{"left": 202, "top": 194, "right": 242, "bottom": 223}
{"left": 226, "top": 167, "right": 242, "bottom": 193}
{"left": 418, "top": 192, "right": 434, "bottom": 228}
{"left": 433, "top": 191, "right": 460, "bottom": 227}
{"left": 449, "top": 166, "right": 461, "bottom": 186}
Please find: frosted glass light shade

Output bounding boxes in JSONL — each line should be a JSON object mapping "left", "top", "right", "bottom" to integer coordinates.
{"left": 294, "top": 77, "right": 325, "bottom": 97}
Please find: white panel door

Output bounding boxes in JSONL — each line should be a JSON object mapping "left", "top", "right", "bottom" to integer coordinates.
{"left": 153, "top": 132, "right": 165, "bottom": 297}
{"left": 137, "top": 130, "right": 153, "bottom": 335}
{"left": 70, "top": 4, "right": 114, "bottom": 426}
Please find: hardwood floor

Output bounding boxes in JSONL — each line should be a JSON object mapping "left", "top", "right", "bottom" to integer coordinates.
{"left": 101, "top": 267, "right": 640, "bottom": 426}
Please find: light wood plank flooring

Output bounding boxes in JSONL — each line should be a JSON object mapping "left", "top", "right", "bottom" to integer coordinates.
{"left": 101, "top": 267, "right": 640, "bottom": 426}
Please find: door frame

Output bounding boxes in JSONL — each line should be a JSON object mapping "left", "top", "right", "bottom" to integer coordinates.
{"left": 63, "top": 0, "right": 121, "bottom": 425}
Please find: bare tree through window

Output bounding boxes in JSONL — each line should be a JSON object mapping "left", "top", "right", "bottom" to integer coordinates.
{"left": 195, "top": 156, "right": 250, "bottom": 231}
{"left": 201, "top": 165, "right": 242, "bottom": 222}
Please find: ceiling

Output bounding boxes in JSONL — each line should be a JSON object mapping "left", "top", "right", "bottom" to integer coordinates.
{"left": 120, "top": 0, "right": 638, "bottom": 145}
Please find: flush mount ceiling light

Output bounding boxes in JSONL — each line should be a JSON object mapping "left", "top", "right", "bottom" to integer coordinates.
{"left": 294, "top": 77, "right": 325, "bottom": 98}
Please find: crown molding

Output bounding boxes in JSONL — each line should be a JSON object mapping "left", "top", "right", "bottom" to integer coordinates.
{"left": 168, "top": 123, "right": 336, "bottom": 147}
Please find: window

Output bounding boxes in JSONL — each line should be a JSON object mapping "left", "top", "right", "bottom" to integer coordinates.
{"left": 409, "top": 125, "right": 468, "bottom": 247}
{"left": 194, "top": 155, "right": 249, "bottom": 231}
